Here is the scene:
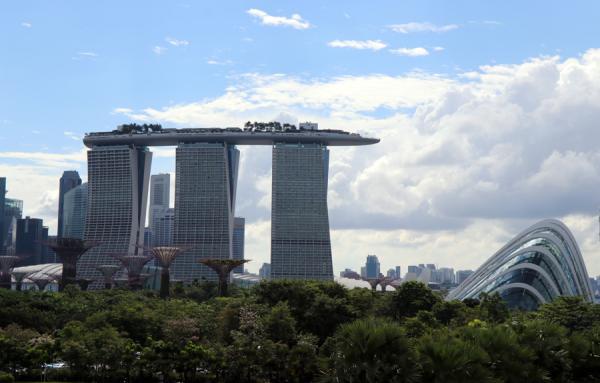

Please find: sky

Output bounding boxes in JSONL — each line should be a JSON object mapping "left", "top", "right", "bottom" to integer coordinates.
{"left": 2, "top": 1, "right": 600, "bottom": 275}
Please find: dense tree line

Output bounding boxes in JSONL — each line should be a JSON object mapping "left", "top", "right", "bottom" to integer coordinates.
{"left": 1, "top": 280, "right": 600, "bottom": 382}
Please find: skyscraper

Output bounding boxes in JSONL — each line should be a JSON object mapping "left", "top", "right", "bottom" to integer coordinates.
{"left": 0, "top": 178, "right": 6, "bottom": 254}
{"left": 148, "top": 173, "right": 170, "bottom": 238}
{"left": 62, "top": 183, "right": 88, "bottom": 239}
{"left": 153, "top": 208, "right": 174, "bottom": 247}
{"left": 2, "top": 197, "right": 22, "bottom": 255}
{"left": 365, "top": 255, "right": 380, "bottom": 279}
{"left": 232, "top": 217, "right": 245, "bottom": 273}
{"left": 270, "top": 143, "right": 333, "bottom": 280}
{"left": 16, "top": 216, "right": 45, "bottom": 265}
{"left": 259, "top": 262, "right": 271, "bottom": 279}
{"left": 395, "top": 266, "right": 401, "bottom": 280}
{"left": 57, "top": 171, "right": 82, "bottom": 238}
{"left": 79, "top": 145, "right": 152, "bottom": 282}
{"left": 173, "top": 143, "right": 239, "bottom": 282}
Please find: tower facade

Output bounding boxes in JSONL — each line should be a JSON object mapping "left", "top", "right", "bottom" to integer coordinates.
{"left": 270, "top": 143, "right": 333, "bottom": 280}
{"left": 62, "top": 183, "right": 88, "bottom": 239}
{"left": 0, "top": 178, "right": 6, "bottom": 254}
{"left": 57, "top": 171, "right": 82, "bottom": 238}
{"left": 79, "top": 145, "right": 152, "bottom": 281}
{"left": 148, "top": 173, "right": 170, "bottom": 238}
{"left": 173, "top": 143, "right": 239, "bottom": 282}
{"left": 232, "top": 217, "right": 245, "bottom": 273}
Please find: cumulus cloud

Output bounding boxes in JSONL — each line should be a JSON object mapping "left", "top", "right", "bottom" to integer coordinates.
{"left": 108, "top": 49, "right": 600, "bottom": 275}
{"left": 247, "top": 8, "right": 311, "bottom": 29}
{"left": 389, "top": 22, "right": 458, "bottom": 34}
{"left": 389, "top": 47, "right": 430, "bottom": 57}
{"left": 328, "top": 40, "right": 387, "bottom": 51}
{"left": 21, "top": 22, "right": 32, "bottom": 28}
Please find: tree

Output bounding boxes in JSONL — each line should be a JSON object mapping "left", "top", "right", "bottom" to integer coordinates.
{"left": 321, "top": 318, "right": 420, "bottom": 383}
{"left": 417, "top": 331, "right": 493, "bottom": 383}
{"left": 390, "top": 281, "right": 441, "bottom": 319}
{"left": 538, "top": 296, "right": 596, "bottom": 332}
{"left": 478, "top": 292, "right": 509, "bottom": 323}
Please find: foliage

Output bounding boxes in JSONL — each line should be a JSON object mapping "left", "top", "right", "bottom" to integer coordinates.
{"left": 0, "top": 281, "right": 599, "bottom": 382}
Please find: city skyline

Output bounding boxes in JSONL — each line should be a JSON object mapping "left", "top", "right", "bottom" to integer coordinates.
{"left": 2, "top": 2, "right": 600, "bottom": 275}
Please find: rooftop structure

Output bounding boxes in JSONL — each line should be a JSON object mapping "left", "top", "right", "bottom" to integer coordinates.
{"left": 83, "top": 124, "right": 378, "bottom": 147}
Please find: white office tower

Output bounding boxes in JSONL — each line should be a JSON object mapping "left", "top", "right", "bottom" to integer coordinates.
{"left": 173, "top": 143, "right": 239, "bottom": 282}
{"left": 62, "top": 183, "right": 88, "bottom": 239}
{"left": 148, "top": 173, "right": 170, "bottom": 242}
{"left": 270, "top": 143, "right": 333, "bottom": 280}
{"left": 80, "top": 146, "right": 152, "bottom": 282}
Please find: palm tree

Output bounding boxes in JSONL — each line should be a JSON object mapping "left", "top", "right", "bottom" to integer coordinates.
{"left": 322, "top": 318, "right": 420, "bottom": 382}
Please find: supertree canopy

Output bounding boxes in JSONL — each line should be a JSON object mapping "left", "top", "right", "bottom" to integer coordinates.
{"left": 0, "top": 255, "right": 20, "bottom": 289}
{"left": 29, "top": 275, "right": 52, "bottom": 291}
{"left": 144, "top": 246, "right": 186, "bottom": 299}
{"left": 362, "top": 276, "right": 386, "bottom": 292}
{"left": 111, "top": 254, "right": 153, "bottom": 290}
{"left": 96, "top": 264, "right": 121, "bottom": 290}
{"left": 42, "top": 238, "right": 98, "bottom": 291}
{"left": 197, "top": 259, "right": 249, "bottom": 296}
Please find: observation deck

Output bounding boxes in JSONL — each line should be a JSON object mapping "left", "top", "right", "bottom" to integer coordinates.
{"left": 83, "top": 126, "right": 379, "bottom": 148}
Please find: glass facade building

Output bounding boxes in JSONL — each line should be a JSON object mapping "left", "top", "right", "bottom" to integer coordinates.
{"left": 148, "top": 173, "right": 170, "bottom": 244}
{"left": 57, "top": 171, "right": 82, "bottom": 238}
{"left": 447, "top": 219, "right": 594, "bottom": 310}
{"left": 80, "top": 145, "right": 152, "bottom": 283}
{"left": 232, "top": 217, "right": 245, "bottom": 273}
{"left": 62, "top": 183, "right": 88, "bottom": 239}
{"left": 172, "top": 143, "right": 239, "bottom": 282}
{"left": 270, "top": 143, "right": 333, "bottom": 280}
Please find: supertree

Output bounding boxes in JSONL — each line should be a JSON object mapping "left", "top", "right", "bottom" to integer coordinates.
{"left": 362, "top": 276, "right": 385, "bottom": 292}
{"left": 197, "top": 259, "right": 249, "bottom": 297}
{"left": 111, "top": 254, "right": 153, "bottom": 290}
{"left": 0, "top": 255, "right": 20, "bottom": 289}
{"left": 379, "top": 277, "right": 394, "bottom": 292}
{"left": 29, "top": 275, "right": 53, "bottom": 291}
{"left": 76, "top": 278, "right": 95, "bottom": 291}
{"left": 41, "top": 238, "right": 98, "bottom": 291}
{"left": 96, "top": 264, "right": 121, "bottom": 289}
{"left": 143, "top": 246, "right": 186, "bottom": 299}
{"left": 10, "top": 270, "right": 29, "bottom": 291}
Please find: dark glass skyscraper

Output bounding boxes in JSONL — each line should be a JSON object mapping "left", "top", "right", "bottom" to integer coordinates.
{"left": 270, "top": 143, "right": 333, "bottom": 280}
{"left": 16, "top": 217, "right": 45, "bottom": 265}
{"left": 58, "top": 171, "right": 82, "bottom": 238}
{"left": 0, "top": 178, "right": 6, "bottom": 254}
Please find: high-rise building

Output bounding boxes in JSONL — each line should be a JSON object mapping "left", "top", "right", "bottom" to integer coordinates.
{"left": 173, "top": 143, "right": 239, "bottom": 282}
{"left": 259, "top": 262, "right": 271, "bottom": 279}
{"left": 16, "top": 216, "right": 45, "bottom": 265}
{"left": 57, "top": 171, "right": 82, "bottom": 238}
{"left": 148, "top": 173, "right": 170, "bottom": 238}
{"left": 41, "top": 229, "right": 56, "bottom": 263}
{"left": 456, "top": 270, "right": 474, "bottom": 285}
{"left": 153, "top": 208, "right": 174, "bottom": 247}
{"left": 62, "top": 183, "right": 88, "bottom": 239}
{"left": 0, "top": 178, "right": 6, "bottom": 254}
{"left": 80, "top": 145, "right": 152, "bottom": 282}
{"left": 386, "top": 268, "right": 396, "bottom": 279}
{"left": 395, "top": 266, "right": 401, "bottom": 280}
{"left": 270, "top": 143, "right": 333, "bottom": 280}
{"left": 365, "top": 255, "right": 380, "bottom": 279}
{"left": 2, "top": 197, "right": 22, "bottom": 255}
{"left": 232, "top": 217, "right": 245, "bottom": 273}
{"left": 438, "top": 267, "right": 455, "bottom": 284}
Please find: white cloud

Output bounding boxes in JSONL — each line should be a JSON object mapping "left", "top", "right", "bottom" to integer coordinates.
{"left": 389, "top": 22, "right": 458, "bottom": 34}
{"left": 328, "top": 40, "right": 387, "bottom": 51}
{"left": 153, "top": 46, "right": 167, "bottom": 55}
{"left": 64, "top": 131, "right": 82, "bottom": 141}
{"left": 21, "top": 22, "right": 32, "bottom": 28}
{"left": 433, "top": 46, "right": 445, "bottom": 52}
{"left": 246, "top": 8, "right": 311, "bottom": 30}
{"left": 389, "top": 47, "right": 430, "bottom": 57}
{"left": 77, "top": 51, "right": 98, "bottom": 57}
{"left": 207, "top": 59, "right": 233, "bottom": 65}
{"left": 112, "top": 107, "right": 133, "bottom": 114}
{"left": 165, "top": 37, "right": 189, "bottom": 47}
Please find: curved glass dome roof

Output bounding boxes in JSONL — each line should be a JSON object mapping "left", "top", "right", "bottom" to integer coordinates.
{"left": 447, "top": 219, "right": 593, "bottom": 310}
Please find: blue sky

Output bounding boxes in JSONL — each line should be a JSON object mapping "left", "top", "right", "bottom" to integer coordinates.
{"left": 2, "top": 1, "right": 600, "bottom": 275}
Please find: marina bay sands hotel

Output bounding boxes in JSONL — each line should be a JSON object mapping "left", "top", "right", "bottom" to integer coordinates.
{"left": 79, "top": 123, "right": 379, "bottom": 282}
